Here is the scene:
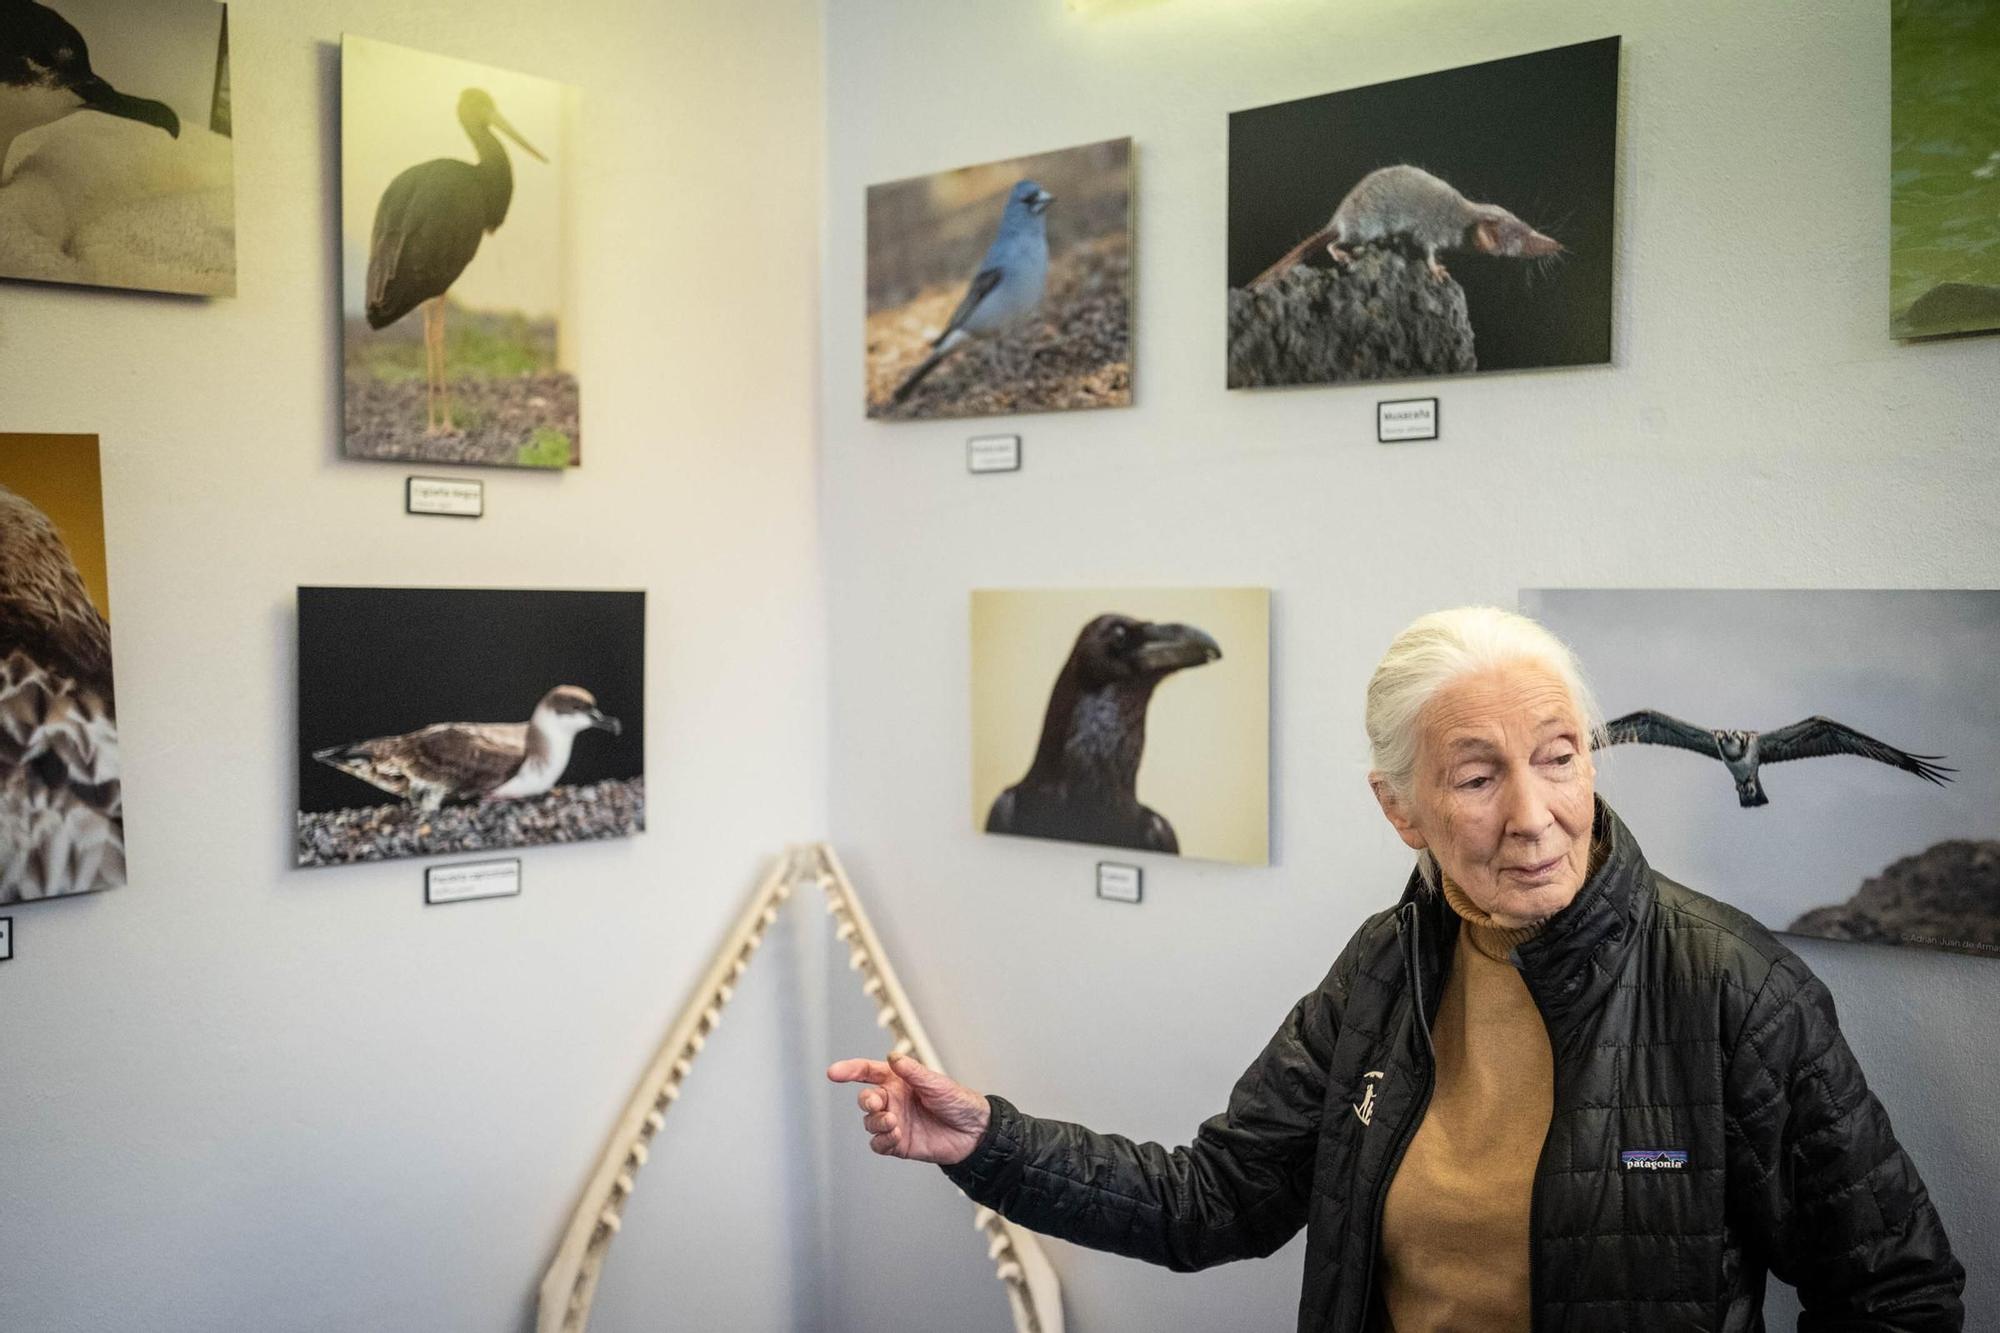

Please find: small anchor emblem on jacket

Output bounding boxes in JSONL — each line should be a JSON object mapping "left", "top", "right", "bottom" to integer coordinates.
{"left": 1353, "top": 1070, "right": 1385, "bottom": 1126}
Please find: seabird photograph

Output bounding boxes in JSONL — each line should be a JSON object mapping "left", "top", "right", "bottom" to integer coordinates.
{"left": 970, "top": 588, "right": 1269, "bottom": 866}
{"left": 296, "top": 587, "right": 644, "bottom": 868}
{"left": 341, "top": 35, "right": 579, "bottom": 471}
{"left": 865, "top": 137, "right": 1131, "bottom": 421}
{"left": 0, "top": 0, "right": 234, "bottom": 296}
{"left": 1525, "top": 588, "right": 2000, "bottom": 959}
{"left": 0, "top": 432, "right": 121, "bottom": 905}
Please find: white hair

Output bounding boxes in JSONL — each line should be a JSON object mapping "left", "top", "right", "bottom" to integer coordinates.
{"left": 1365, "top": 606, "right": 1604, "bottom": 890}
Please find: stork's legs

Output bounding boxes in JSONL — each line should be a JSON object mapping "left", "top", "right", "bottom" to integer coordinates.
{"left": 422, "top": 297, "right": 457, "bottom": 436}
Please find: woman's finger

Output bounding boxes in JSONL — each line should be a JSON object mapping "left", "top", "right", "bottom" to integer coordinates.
{"left": 862, "top": 1111, "right": 896, "bottom": 1134}
{"left": 827, "top": 1058, "right": 892, "bottom": 1085}
{"left": 856, "top": 1089, "right": 884, "bottom": 1113}
{"left": 869, "top": 1131, "right": 899, "bottom": 1156}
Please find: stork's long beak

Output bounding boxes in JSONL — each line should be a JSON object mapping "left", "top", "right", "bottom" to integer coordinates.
{"left": 73, "top": 76, "right": 180, "bottom": 139}
{"left": 1132, "top": 622, "right": 1222, "bottom": 674}
{"left": 489, "top": 109, "right": 548, "bottom": 163}
{"left": 588, "top": 710, "right": 622, "bottom": 736}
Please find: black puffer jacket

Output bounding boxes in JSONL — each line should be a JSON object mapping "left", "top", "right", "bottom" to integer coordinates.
{"left": 943, "top": 802, "right": 1964, "bottom": 1330}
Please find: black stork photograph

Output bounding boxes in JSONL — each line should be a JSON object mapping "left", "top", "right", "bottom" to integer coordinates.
{"left": 339, "top": 35, "right": 578, "bottom": 471}
{"left": 296, "top": 587, "right": 644, "bottom": 868}
{"left": 969, "top": 588, "right": 1269, "bottom": 866}
{"left": 1523, "top": 588, "right": 2000, "bottom": 960}
{"left": 0, "top": 0, "right": 234, "bottom": 296}
{"left": 0, "top": 432, "right": 121, "bottom": 904}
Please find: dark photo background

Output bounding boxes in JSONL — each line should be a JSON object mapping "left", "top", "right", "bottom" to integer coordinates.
{"left": 1228, "top": 37, "right": 1619, "bottom": 374}
{"left": 297, "top": 587, "right": 644, "bottom": 814}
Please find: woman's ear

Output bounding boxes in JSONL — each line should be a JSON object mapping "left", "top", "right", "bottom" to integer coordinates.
{"left": 1369, "top": 773, "right": 1428, "bottom": 852}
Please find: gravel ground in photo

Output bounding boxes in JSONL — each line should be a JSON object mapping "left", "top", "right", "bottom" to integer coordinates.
{"left": 297, "top": 777, "right": 643, "bottom": 867}
{"left": 866, "top": 232, "right": 1131, "bottom": 419}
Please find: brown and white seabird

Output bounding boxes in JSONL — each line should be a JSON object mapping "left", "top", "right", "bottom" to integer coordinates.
{"left": 0, "top": 483, "right": 122, "bottom": 903}
{"left": 313, "top": 685, "right": 622, "bottom": 813}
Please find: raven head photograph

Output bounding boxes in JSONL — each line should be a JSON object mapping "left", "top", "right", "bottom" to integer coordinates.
{"left": 971, "top": 589, "right": 1269, "bottom": 866}
{"left": 1526, "top": 588, "right": 1999, "bottom": 959}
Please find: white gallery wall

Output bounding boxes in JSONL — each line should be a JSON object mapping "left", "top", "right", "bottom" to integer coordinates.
{"left": 0, "top": 0, "right": 825, "bottom": 1329}
{"left": 820, "top": 2, "right": 2000, "bottom": 1331}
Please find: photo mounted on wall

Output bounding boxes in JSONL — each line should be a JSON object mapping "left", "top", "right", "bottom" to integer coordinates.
{"left": 341, "top": 35, "right": 579, "bottom": 470}
{"left": 0, "top": 433, "right": 122, "bottom": 904}
{"left": 866, "top": 137, "right": 1132, "bottom": 420}
{"left": 1227, "top": 37, "right": 1618, "bottom": 389}
{"left": 970, "top": 588, "right": 1269, "bottom": 866}
{"left": 0, "top": 0, "right": 234, "bottom": 296}
{"left": 1892, "top": 0, "right": 2000, "bottom": 338}
{"left": 1524, "top": 589, "right": 1999, "bottom": 960}
{"left": 297, "top": 587, "right": 643, "bottom": 867}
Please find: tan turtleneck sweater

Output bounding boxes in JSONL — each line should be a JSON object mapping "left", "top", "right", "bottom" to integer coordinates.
{"left": 1376, "top": 875, "right": 1554, "bottom": 1333}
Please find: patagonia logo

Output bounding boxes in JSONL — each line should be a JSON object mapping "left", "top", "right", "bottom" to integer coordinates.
{"left": 1352, "top": 1070, "right": 1386, "bottom": 1127}
{"left": 1621, "top": 1149, "right": 1689, "bottom": 1172}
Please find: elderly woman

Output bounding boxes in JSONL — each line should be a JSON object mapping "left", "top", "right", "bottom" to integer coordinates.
{"left": 829, "top": 607, "right": 1965, "bottom": 1330}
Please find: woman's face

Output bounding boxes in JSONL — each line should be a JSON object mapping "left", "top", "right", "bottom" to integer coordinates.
{"left": 1373, "top": 661, "right": 1597, "bottom": 928}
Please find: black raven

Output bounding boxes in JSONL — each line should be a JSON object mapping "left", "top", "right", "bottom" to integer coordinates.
{"left": 1600, "top": 709, "right": 1954, "bottom": 808}
{"left": 985, "top": 614, "right": 1221, "bottom": 853}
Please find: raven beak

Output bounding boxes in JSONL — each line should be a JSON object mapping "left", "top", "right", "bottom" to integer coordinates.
{"left": 1031, "top": 188, "right": 1054, "bottom": 215}
{"left": 1132, "top": 622, "right": 1222, "bottom": 674}
{"left": 588, "top": 710, "right": 622, "bottom": 736}
{"left": 489, "top": 108, "right": 548, "bottom": 163}
{"left": 74, "top": 76, "right": 180, "bottom": 139}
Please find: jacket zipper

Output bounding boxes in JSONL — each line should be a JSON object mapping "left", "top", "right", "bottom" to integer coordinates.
{"left": 1352, "top": 902, "right": 1438, "bottom": 1331}
{"left": 1524, "top": 959, "right": 1560, "bottom": 1333}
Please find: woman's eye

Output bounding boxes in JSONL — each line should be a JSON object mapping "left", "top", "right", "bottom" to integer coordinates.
{"left": 1549, "top": 753, "right": 1574, "bottom": 766}
{"left": 1457, "top": 775, "right": 1491, "bottom": 791}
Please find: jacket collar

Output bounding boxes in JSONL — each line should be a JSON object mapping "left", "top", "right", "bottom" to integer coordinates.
{"left": 1395, "top": 798, "right": 1655, "bottom": 1032}
{"left": 1512, "top": 798, "right": 1655, "bottom": 1028}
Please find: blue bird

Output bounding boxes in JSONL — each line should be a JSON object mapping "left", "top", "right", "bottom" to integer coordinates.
{"left": 893, "top": 178, "right": 1054, "bottom": 404}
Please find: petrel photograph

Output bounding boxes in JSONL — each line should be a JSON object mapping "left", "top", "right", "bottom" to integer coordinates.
{"left": 296, "top": 587, "right": 644, "bottom": 868}
{"left": 1892, "top": 0, "right": 2000, "bottom": 339}
{"left": 1523, "top": 588, "right": 2000, "bottom": 960}
{"left": 1227, "top": 37, "right": 1618, "bottom": 389}
{"left": 970, "top": 588, "right": 1269, "bottom": 866}
{"left": 0, "top": 432, "right": 122, "bottom": 905}
{"left": 0, "top": 0, "right": 234, "bottom": 297}
{"left": 341, "top": 35, "right": 580, "bottom": 470}
{"left": 865, "top": 137, "right": 1132, "bottom": 420}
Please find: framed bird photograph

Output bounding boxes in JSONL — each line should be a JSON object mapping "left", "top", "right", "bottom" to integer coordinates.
{"left": 1523, "top": 588, "right": 2000, "bottom": 960}
{"left": 970, "top": 588, "right": 1269, "bottom": 866}
{"left": 1, "top": 0, "right": 234, "bottom": 297}
{"left": 1891, "top": 0, "right": 2000, "bottom": 339}
{"left": 865, "top": 137, "right": 1132, "bottom": 420}
{"left": 295, "top": 587, "right": 644, "bottom": 868}
{"left": 1226, "top": 37, "right": 1618, "bottom": 390}
{"left": 0, "top": 432, "right": 122, "bottom": 905}
{"left": 340, "top": 35, "right": 579, "bottom": 470}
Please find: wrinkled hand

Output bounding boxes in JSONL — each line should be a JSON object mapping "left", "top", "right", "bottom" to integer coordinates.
{"left": 826, "top": 1053, "right": 991, "bottom": 1165}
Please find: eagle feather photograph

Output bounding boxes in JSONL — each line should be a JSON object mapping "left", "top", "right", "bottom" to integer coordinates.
{"left": 1524, "top": 588, "right": 2000, "bottom": 959}
{"left": 296, "top": 587, "right": 643, "bottom": 868}
{"left": 970, "top": 588, "right": 1269, "bottom": 866}
{"left": 865, "top": 137, "right": 1132, "bottom": 420}
{"left": 340, "top": 35, "right": 579, "bottom": 470}
{"left": 0, "top": 432, "right": 121, "bottom": 905}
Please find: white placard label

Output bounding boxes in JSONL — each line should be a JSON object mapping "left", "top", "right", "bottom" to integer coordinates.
{"left": 1377, "top": 398, "right": 1439, "bottom": 443}
{"left": 0, "top": 916, "right": 11, "bottom": 961}
{"left": 406, "top": 476, "right": 485, "bottom": 517}
{"left": 1096, "top": 862, "right": 1143, "bottom": 904}
{"left": 425, "top": 859, "right": 522, "bottom": 905}
{"left": 967, "top": 434, "right": 1022, "bottom": 474}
